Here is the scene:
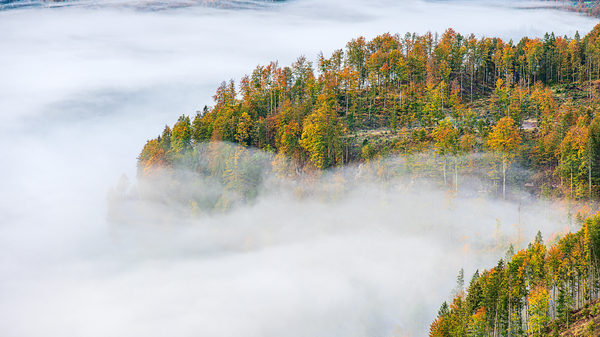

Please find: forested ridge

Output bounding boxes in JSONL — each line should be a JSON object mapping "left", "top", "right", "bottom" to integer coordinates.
{"left": 542, "top": 0, "right": 600, "bottom": 18}
{"left": 137, "top": 24, "right": 600, "bottom": 206}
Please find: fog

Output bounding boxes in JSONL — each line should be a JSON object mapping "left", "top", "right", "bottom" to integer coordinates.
{"left": 0, "top": 1, "right": 597, "bottom": 336}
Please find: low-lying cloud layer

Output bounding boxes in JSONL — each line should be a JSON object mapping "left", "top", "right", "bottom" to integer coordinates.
{"left": 0, "top": 1, "right": 597, "bottom": 336}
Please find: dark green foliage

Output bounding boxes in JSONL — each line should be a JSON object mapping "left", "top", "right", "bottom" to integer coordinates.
{"left": 439, "top": 301, "right": 449, "bottom": 317}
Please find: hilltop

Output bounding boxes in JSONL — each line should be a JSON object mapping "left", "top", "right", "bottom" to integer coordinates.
{"left": 131, "top": 24, "right": 600, "bottom": 216}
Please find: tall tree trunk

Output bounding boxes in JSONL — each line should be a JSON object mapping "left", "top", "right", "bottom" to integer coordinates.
{"left": 503, "top": 158, "right": 506, "bottom": 200}
{"left": 553, "top": 285, "right": 556, "bottom": 320}
{"left": 345, "top": 88, "right": 349, "bottom": 117}
{"left": 383, "top": 82, "right": 386, "bottom": 111}
{"left": 471, "top": 65, "right": 474, "bottom": 103}
{"left": 440, "top": 83, "right": 444, "bottom": 114}
{"left": 571, "top": 164, "right": 573, "bottom": 199}
{"left": 443, "top": 157, "right": 447, "bottom": 186}
{"left": 368, "top": 87, "right": 373, "bottom": 121}
{"left": 589, "top": 145, "right": 592, "bottom": 202}
{"left": 494, "top": 301, "right": 498, "bottom": 337}
{"left": 460, "top": 69, "right": 463, "bottom": 99}
{"left": 455, "top": 156, "right": 458, "bottom": 192}
{"left": 508, "top": 299, "right": 511, "bottom": 337}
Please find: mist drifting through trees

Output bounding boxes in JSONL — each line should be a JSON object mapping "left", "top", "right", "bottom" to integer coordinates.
{"left": 0, "top": 1, "right": 599, "bottom": 336}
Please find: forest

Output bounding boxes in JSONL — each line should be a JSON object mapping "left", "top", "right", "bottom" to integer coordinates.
{"left": 136, "top": 23, "right": 600, "bottom": 210}
{"left": 551, "top": 0, "right": 600, "bottom": 18}
{"left": 429, "top": 214, "right": 600, "bottom": 337}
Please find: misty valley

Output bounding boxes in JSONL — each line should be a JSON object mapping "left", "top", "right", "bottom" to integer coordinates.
{"left": 111, "top": 24, "right": 600, "bottom": 336}
{"left": 3, "top": 1, "right": 600, "bottom": 337}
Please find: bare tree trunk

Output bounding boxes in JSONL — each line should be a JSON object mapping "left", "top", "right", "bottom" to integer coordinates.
{"left": 494, "top": 302, "right": 498, "bottom": 337}
{"left": 503, "top": 158, "right": 506, "bottom": 200}
{"left": 383, "top": 82, "right": 386, "bottom": 111}
{"left": 460, "top": 69, "right": 463, "bottom": 99}
{"left": 440, "top": 83, "right": 444, "bottom": 114}
{"left": 368, "top": 87, "right": 373, "bottom": 121}
{"left": 455, "top": 156, "right": 458, "bottom": 192}
{"left": 443, "top": 157, "right": 447, "bottom": 186}
{"left": 571, "top": 164, "right": 573, "bottom": 199}
{"left": 345, "top": 88, "right": 349, "bottom": 117}
{"left": 553, "top": 285, "right": 556, "bottom": 320}
{"left": 471, "top": 68, "right": 473, "bottom": 103}
{"left": 590, "top": 147, "right": 592, "bottom": 202}
{"left": 508, "top": 300, "right": 511, "bottom": 337}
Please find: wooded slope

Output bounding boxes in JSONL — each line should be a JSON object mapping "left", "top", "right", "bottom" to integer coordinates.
{"left": 137, "top": 24, "right": 600, "bottom": 206}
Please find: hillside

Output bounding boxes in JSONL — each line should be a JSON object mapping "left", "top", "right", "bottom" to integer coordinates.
{"left": 550, "top": 299, "right": 600, "bottom": 337}
{"left": 130, "top": 23, "right": 600, "bottom": 218}
{"left": 428, "top": 214, "right": 600, "bottom": 337}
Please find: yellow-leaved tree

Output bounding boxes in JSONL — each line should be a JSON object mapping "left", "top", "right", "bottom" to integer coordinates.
{"left": 527, "top": 286, "right": 550, "bottom": 335}
{"left": 486, "top": 117, "right": 521, "bottom": 199}
{"left": 235, "top": 111, "right": 253, "bottom": 147}
{"left": 299, "top": 100, "right": 345, "bottom": 169}
{"left": 432, "top": 118, "right": 459, "bottom": 189}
